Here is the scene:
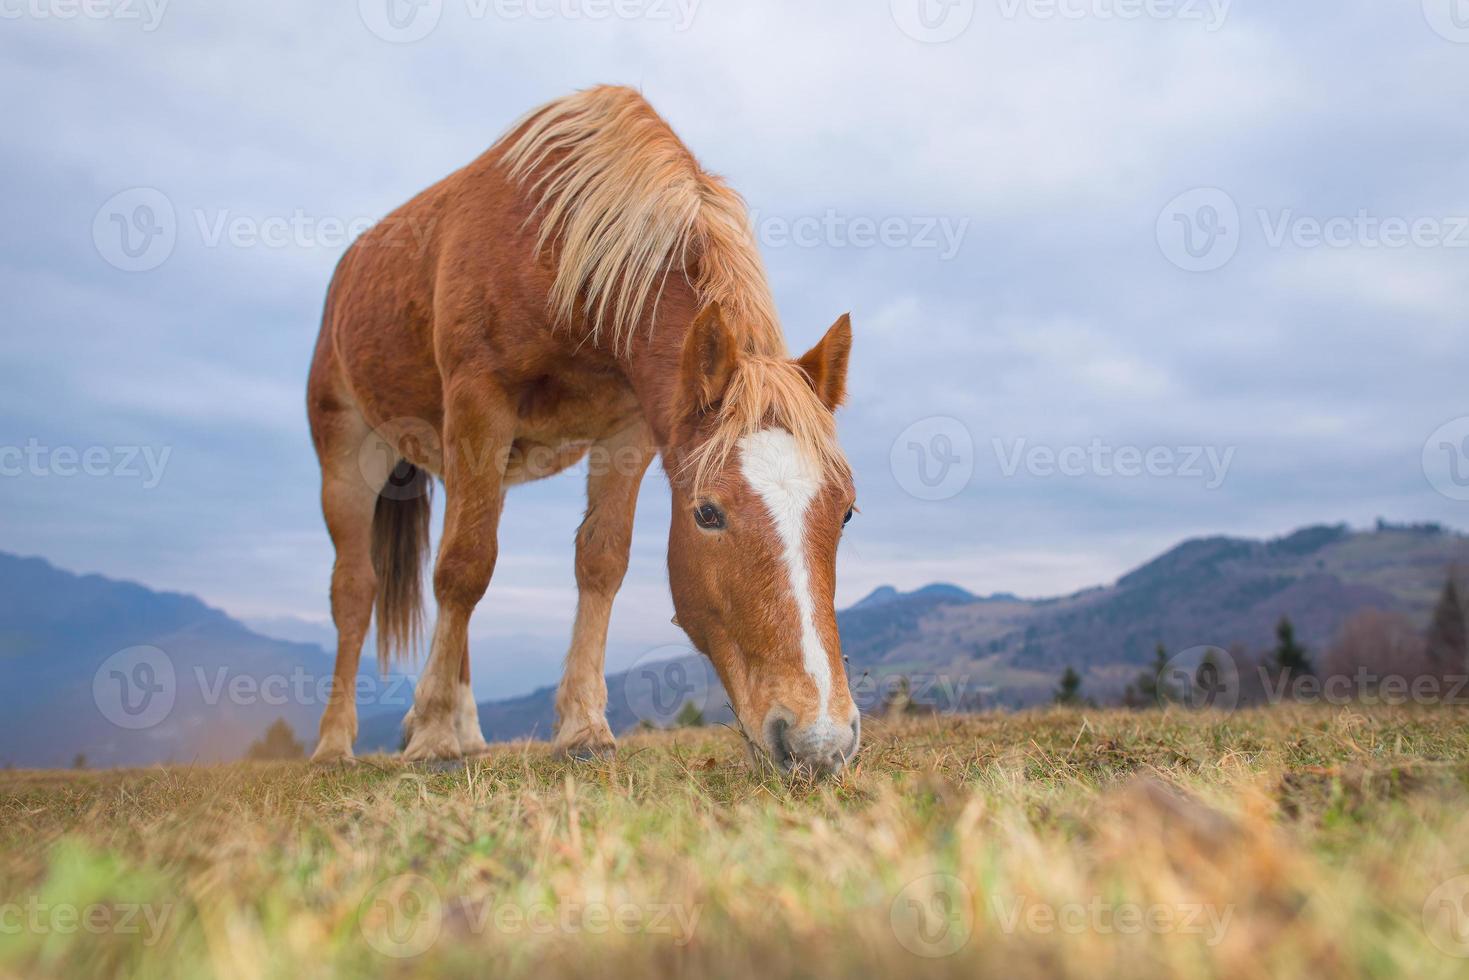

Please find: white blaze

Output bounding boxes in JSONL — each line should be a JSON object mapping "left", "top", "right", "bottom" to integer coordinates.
{"left": 737, "top": 427, "right": 831, "bottom": 722}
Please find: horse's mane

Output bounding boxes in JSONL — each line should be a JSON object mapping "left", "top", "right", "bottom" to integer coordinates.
{"left": 502, "top": 86, "right": 846, "bottom": 492}
{"left": 502, "top": 85, "right": 783, "bottom": 357}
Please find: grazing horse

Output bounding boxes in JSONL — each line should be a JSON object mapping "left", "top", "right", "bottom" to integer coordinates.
{"left": 306, "top": 85, "right": 859, "bottom": 773}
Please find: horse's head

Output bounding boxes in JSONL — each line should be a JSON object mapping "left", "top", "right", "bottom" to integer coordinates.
{"left": 666, "top": 302, "right": 858, "bottom": 775}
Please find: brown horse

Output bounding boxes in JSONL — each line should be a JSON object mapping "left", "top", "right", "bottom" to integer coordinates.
{"left": 306, "top": 85, "right": 859, "bottom": 773}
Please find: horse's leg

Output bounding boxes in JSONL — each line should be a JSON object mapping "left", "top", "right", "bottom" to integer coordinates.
{"left": 553, "top": 420, "right": 656, "bottom": 758}
{"left": 402, "top": 378, "right": 515, "bottom": 762}
{"left": 454, "top": 641, "right": 490, "bottom": 755}
{"left": 311, "top": 405, "right": 385, "bottom": 763}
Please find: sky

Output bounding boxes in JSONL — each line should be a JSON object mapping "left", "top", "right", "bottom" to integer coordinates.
{"left": 4, "top": 0, "right": 1469, "bottom": 699}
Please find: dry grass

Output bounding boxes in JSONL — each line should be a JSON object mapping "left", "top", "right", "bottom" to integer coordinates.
{"left": 4, "top": 707, "right": 1469, "bottom": 979}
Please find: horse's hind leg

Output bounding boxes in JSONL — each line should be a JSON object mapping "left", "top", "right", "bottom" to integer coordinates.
{"left": 553, "top": 420, "right": 656, "bottom": 759}
{"left": 310, "top": 404, "right": 386, "bottom": 763}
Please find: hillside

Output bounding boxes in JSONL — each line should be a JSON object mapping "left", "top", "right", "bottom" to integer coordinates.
{"left": 2, "top": 522, "right": 1464, "bottom": 764}
{"left": 358, "top": 522, "right": 1468, "bottom": 749}
{"left": 0, "top": 553, "right": 410, "bottom": 768}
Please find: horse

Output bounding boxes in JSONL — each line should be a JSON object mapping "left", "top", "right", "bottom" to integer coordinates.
{"left": 306, "top": 85, "right": 859, "bottom": 773}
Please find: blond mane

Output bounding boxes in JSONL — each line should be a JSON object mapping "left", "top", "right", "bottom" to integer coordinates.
{"left": 683, "top": 354, "right": 850, "bottom": 494}
{"left": 502, "top": 85, "right": 783, "bottom": 357}
{"left": 502, "top": 86, "right": 846, "bottom": 491}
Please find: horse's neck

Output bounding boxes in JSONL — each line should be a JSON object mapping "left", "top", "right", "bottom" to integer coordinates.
{"left": 614, "top": 288, "right": 702, "bottom": 452}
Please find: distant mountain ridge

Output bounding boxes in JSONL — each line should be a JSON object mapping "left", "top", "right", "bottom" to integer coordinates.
{"left": 0, "top": 553, "right": 411, "bottom": 768}
{"left": 361, "top": 521, "right": 1468, "bottom": 748}
{"left": 3, "top": 522, "right": 1465, "bottom": 766}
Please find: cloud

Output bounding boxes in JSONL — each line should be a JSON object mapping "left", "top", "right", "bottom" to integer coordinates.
{"left": 3, "top": 0, "right": 1467, "bottom": 698}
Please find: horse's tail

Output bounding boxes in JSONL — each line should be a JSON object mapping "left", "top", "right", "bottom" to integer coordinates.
{"left": 372, "top": 461, "right": 433, "bottom": 673}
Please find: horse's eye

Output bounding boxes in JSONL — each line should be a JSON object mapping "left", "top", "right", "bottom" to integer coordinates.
{"left": 843, "top": 508, "right": 854, "bottom": 527}
{"left": 694, "top": 502, "right": 726, "bottom": 530}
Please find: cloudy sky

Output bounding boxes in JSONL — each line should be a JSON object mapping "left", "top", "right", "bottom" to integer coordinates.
{"left": 5, "top": 0, "right": 1468, "bottom": 698}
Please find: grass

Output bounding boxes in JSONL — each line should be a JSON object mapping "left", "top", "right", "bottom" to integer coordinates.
{"left": 5, "top": 706, "right": 1469, "bottom": 978}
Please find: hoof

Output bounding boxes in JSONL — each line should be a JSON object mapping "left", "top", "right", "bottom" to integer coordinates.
{"left": 554, "top": 728, "right": 617, "bottom": 761}
{"left": 310, "top": 738, "right": 356, "bottom": 765}
{"left": 460, "top": 740, "right": 494, "bottom": 758}
{"left": 402, "top": 726, "right": 461, "bottom": 763}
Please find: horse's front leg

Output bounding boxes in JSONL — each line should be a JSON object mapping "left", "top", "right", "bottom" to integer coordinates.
{"left": 553, "top": 420, "right": 656, "bottom": 759}
{"left": 402, "top": 378, "right": 515, "bottom": 762}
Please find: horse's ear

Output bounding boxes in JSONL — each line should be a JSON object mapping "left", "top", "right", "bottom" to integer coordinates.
{"left": 680, "top": 301, "right": 738, "bottom": 414}
{"left": 797, "top": 313, "right": 852, "bottom": 410}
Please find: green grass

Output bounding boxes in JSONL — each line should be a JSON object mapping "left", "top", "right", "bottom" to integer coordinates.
{"left": 5, "top": 707, "right": 1469, "bottom": 978}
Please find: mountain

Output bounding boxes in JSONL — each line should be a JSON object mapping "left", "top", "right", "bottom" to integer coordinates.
{"left": 4, "top": 522, "right": 1465, "bottom": 766}
{"left": 0, "top": 553, "right": 411, "bottom": 768}
{"left": 359, "top": 521, "right": 1469, "bottom": 747}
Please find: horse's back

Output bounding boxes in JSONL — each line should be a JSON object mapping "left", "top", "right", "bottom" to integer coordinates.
{"left": 307, "top": 141, "right": 641, "bottom": 478}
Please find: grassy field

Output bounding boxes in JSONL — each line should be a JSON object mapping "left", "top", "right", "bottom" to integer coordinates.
{"left": 5, "top": 707, "right": 1469, "bottom": 979}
